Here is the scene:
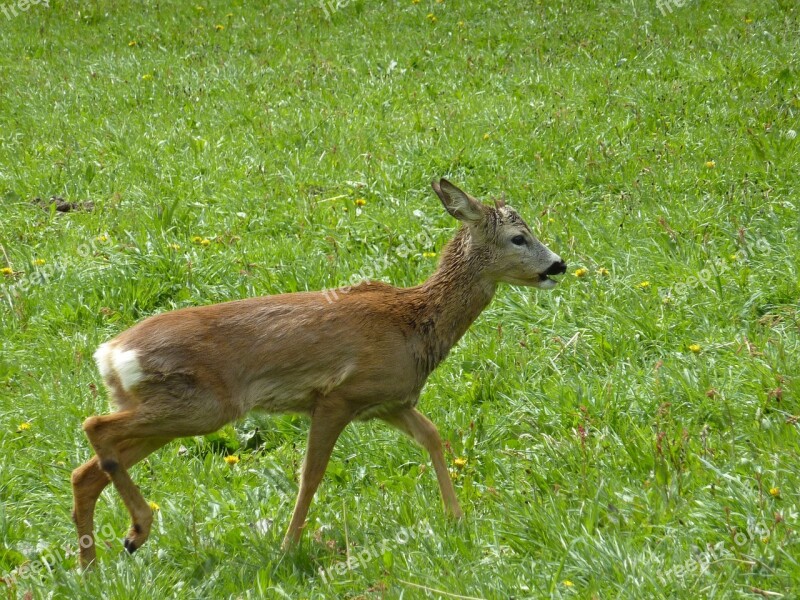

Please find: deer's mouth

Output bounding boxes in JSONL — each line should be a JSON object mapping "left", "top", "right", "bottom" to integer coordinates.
{"left": 535, "top": 260, "right": 567, "bottom": 288}
{"left": 534, "top": 273, "right": 560, "bottom": 289}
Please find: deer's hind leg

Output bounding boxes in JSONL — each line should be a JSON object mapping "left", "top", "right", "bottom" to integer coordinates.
{"left": 72, "top": 436, "right": 171, "bottom": 567}
{"left": 81, "top": 387, "right": 233, "bottom": 556}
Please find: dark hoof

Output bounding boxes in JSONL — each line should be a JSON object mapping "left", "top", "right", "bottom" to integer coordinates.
{"left": 123, "top": 537, "right": 138, "bottom": 554}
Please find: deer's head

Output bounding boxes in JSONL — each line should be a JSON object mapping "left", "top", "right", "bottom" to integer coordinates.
{"left": 432, "top": 179, "right": 567, "bottom": 289}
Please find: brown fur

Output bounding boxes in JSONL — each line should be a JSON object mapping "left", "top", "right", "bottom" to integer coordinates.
{"left": 71, "top": 179, "right": 566, "bottom": 567}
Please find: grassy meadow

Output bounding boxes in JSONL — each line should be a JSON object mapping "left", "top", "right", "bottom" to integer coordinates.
{"left": 1, "top": 0, "right": 799, "bottom": 598}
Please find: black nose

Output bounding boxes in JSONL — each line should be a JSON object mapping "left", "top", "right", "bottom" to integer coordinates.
{"left": 545, "top": 260, "right": 567, "bottom": 276}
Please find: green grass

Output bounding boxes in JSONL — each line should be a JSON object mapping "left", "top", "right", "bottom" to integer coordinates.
{"left": 1, "top": 0, "right": 799, "bottom": 598}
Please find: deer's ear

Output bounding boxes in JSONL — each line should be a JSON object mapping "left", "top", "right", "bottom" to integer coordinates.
{"left": 431, "top": 179, "right": 486, "bottom": 223}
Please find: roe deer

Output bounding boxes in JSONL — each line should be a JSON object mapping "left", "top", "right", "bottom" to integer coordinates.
{"left": 71, "top": 179, "right": 567, "bottom": 567}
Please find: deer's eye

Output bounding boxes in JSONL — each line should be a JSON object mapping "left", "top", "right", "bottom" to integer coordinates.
{"left": 511, "top": 235, "right": 526, "bottom": 246}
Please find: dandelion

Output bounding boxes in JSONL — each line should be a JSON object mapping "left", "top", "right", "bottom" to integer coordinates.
{"left": 224, "top": 455, "right": 240, "bottom": 466}
{"left": 423, "top": 251, "right": 437, "bottom": 258}
{"left": 744, "top": 16, "right": 753, "bottom": 24}
{"left": 688, "top": 344, "right": 701, "bottom": 354}
{"left": 200, "top": 238, "right": 211, "bottom": 247}
{"left": 191, "top": 235, "right": 203, "bottom": 244}
{"left": 548, "top": 217, "right": 555, "bottom": 224}
{"left": 195, "top": 5, "right": 204, "bottom": 10}
{"left": 412, "top": 0, "right": 420, "bottom": 4}
{"left": 454, "top": 457, "right": 467, "bottom": 468}
{"left": 149, "top": 501, "right": 160, "bottom": 511}
{"left": 457, "top": 20, "right": 465, "bottom": 28}
{"left": 483, "top": 133, "right": 490, "bottom": 141}
{"left": 705, "top": 160, "right": 716, "bottom": 169}
{"left": 215, "top": 24, "right": 224, "bottom": 31}
{"left": 96, "top": 234, "right": 109, "bottom": 243}
{"left": 563, "top": 580, "right": 574, "bottom": 587}
{"left": 1, "top": 267, "right": 14, "bottom": 276}
{"left": 769, "top": 487, "right": 780, "bottom": 497}
{"left": 142, "top": 73, "right": 153, "bottom": 81}
{"left": 354, "top": 198, "right": 366, "bottom": 207}
{"left": 729, "top": 253, "right": 738, "bottom": 261}
{"left": 128, "top": 40, "right": 137, "bottom": 47}
{"left": 33, "top": 258, "right": 46, "bottom": 266}
{"left": 596, "top": 267, "right": 609, "bottom": 276}
{"left": 168, "top": 243, "right": 181, "bottom": 251}
{"left": 426, "top": 12, "right": 437, "bottom": 23}
{"left": 636, "top": 281, "right": 650, "bottom": 289}
{"left": 17, "top": 423, "right": 31, "bottom": 432}
{"left": 573, "top": 267, "right": 588, "bottom": 278}
{"left": 226, "top": 12, "right": 233, "bottom": 17}
{"left": 436, "top": 0, "right": 444, "bottom": 3}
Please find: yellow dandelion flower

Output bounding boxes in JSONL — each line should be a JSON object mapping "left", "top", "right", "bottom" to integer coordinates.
{"left": 457, "top": 20, "right": 465, "bottom": 28}
{"left": 705, "top": 160, "right": 716, "bottom": 169}
{"left": 226, "top": 12, "right": 233, "bottom": 18}
{"left": 769, "top": 487, "right": 780, "bottom": 497}
{"left": 688, "top": 344, "right": 701, "bottom": 353}
{"left": 436, "top": 0, "right": 444, "bottom": 3}
{"left": 426, "top": 13, "right": 437, "bottom": 23}
{"left": 454, "top": 457, "right": 467, "bottom": 468}
{"left": 195, "top": 5, "right": 204, "bottom": 10}
{"left": 33, "top": 258, "right": 46, "bottom": 266}
{"left": 422, "top": 251, "right": 437, "bottom": 258}
{"left": 636, "top": 281, "right": 650, "bottom": 289}
{"left": 574, "top": 267, "right": 588, "bottom": 277}
{"left": 215, "top": 24, "right": 224, "bottom": 31}
{"left": 744, "top": 16, "right": 753, "bottom": 24}
{"left": 224, "top": 455, "right": 240, "bottom": 466}
{"left": 17, "top": 422, "right": 31, "bottom": 432}
{"left": 191, "top": 235, "right": 203, "bottom": 244}
{"left": 142, "top": 73, "right": 153, "bottom": 81}
{"left": 96, "top": 234, "right": 108, "bottom": 243}
{"left": 729, "top": 253, "right": 738, "bottom": 261}
{"left": 1, "top": 267, "right": 14, "bottom": 276}
{"left": 128, "top": 40, "right": 137, "bottom": 47}
{"left": 548, "top": 217, "right": 555, "bottom": 223}
{"left": 563, "top": 580, "right": 574, "bottom": 587}
{"left": 596, "top": 267, "right": 609, "bottom": 276}
{"left": 149, "top": 501, "right": 160, "bottom": 511}
{"left": 483, "top": 133, "right": 490, "bottom": 141}
{"left": 354, "top": 198, "right": 366, "bottom": 207}
{"left": 168, "top": 243, "right": 181, "bottom": 251}
{"left": 412, "top": 0, "right": 420, "bottom": 4}
{"left": 200, "top": 238, "right": 211, "bottom": 247}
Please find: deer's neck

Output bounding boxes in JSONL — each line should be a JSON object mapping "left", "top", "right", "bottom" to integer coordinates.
{"left": 414, "top": 227, "right": 497, "bottom": 373}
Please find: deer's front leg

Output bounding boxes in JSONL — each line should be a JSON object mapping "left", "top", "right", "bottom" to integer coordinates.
{"left": 283, "top": 400, "right": 352, "bottom": 548}
{"left": 382, "top": 408, "right": 464, "bottom": 518}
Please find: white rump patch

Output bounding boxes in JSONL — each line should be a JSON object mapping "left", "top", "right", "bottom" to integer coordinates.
{"left": 93, "top": 343, "right": 114, "bottom": 380}
{"left": 93, "top": 343, "right": 145, "bottom": 391}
